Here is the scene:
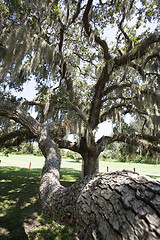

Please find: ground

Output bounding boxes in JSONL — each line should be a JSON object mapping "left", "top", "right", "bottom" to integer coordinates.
{"left": 0, "top": 167, "right": 78, "bottom": 240}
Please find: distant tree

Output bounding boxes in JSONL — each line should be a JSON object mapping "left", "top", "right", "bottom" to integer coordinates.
{"left": 0, "top": 1, "right": 160, "bottom": 238}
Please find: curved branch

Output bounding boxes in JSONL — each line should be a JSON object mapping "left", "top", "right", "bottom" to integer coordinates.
{"left": 129, "top": 61, "right": 145, "bottom": 78}
{"left": 69, "top": 0, "right": 83, "bottom": 25}
{"left": 102, "top": 82, "right": 132, "bottom": 98}
{"left": 118, "top": 8, "right": 132, "bottom": 52}
{"left": 82, "top": 0, "right": 111, "bottom": 60}
{"left": 97, "top": 133, "right": 160, "bottom": 153}
{"left": 100, "top": 101, "right": 149, "bottom": 122}
{"left": 0, "top": 122, "right": 80, "bottom": 153}
{"left": 73, "top": 51, "right": 97, "bottom": 67}
{"left": 100, "top": 103, "right": 132, "bottom": 122}
{"left": 19, "top": 100, "right": 44, "bottom": 107}
{"left": 143, "top": 51, "right": 160, "bottom": 67}
{"left": 115, "top": 33, "right": 160, "bottom": 68}
{"left": 0, "top": 129, "right": 34, "bottom": 148}
{"left": 68, "top": 101, "right": 88, "bottom": 123}
{"left": 0, "top": 100, "right": 40, "bottom": 136}
{"left": 55, "top": 139, "right": 80, "bottom": 153}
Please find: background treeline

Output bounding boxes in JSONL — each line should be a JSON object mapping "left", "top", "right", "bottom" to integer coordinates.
{"left": 1, "top": 141, "right": 159, "bottom": 164}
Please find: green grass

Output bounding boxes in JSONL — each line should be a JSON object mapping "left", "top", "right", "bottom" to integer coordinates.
{"left": 0, "top": 153, "right": 160, "bottom": 176}
{"left": 99, "top": 160, "right": 160, "bottom": 177}
{"left": 0, "top": 166, "right": 81, "bottom": 239}
{"left": 0, "top": 154, "right": 45, "bottom": 169}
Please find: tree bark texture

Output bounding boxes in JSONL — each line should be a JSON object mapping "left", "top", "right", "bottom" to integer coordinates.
{"left": 81, "top": 152, "right": 99, "bottom": 177}
{"left": 39, "top": 129, "right": 160, "bottom": 240}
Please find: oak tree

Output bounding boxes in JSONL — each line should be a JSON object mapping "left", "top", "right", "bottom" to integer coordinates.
{"left": 0, "top": 1, "right": 160, "bottom": 238}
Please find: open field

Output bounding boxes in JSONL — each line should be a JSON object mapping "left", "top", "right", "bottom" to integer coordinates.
{"left": 0, "top": 153, "right": 160, "bottom": 176}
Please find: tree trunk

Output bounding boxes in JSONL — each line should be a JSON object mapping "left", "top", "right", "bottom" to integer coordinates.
{"left": 79, "top": 135, "right": 101, "bottom": 177}
{"left": 82, "top": 152, "right": 99, "bottom": 177}
{"left": 39, "top": 128, "right": 160, "bottom": 240}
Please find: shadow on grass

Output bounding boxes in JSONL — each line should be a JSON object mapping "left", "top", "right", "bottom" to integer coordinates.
{"left": 0, "top": 167, "right": 41, "bottom": 239}
{"left": 0, "top": 166, "right": 79, "bottom": 239}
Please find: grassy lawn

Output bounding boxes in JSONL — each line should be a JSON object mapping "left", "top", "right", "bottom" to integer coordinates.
{"left": 0, "top": 154, "right": 159, "bottom": 239}
{"left": 0, "top": 166, "right": 81, "bottom": 240}
{"left": 0, "top": 153, "right": 160, "bottom": 176}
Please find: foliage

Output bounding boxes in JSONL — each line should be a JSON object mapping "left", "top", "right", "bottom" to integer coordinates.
{"left": 99, "top": 141, "right": 160, "bottom": 164}
{"left": 60, "top": 149, "right": 82, "bottom": 162}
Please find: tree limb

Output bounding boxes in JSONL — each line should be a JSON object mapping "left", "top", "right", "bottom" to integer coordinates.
{"left": 82, "top": 0, "right": 111, "bottom": 60}
{"left": 102, "top": 82, "right": 132, "bottom": 98}
{"left": 114, "top": 33, "right": 160, "bottom": 68}
{"left": 118, "top": 7, "right": 132, "bottom": 53}
{"left": 143, "top": 51, "right": 160, "bottom": 68}
{"left": 68, "top": 101, "right": 88, "bottom": 123}
{"left": 0, "top": 129, "right": 34, "bottom": 148}
{"left": 129, "top": 61, "right": 145, "bottom": 78}
{"left": 0, "top": 100, "right": 40, "bottom": 136}
{"left": 73, "top": 51, "right": 97, "bottom": 67}
{"left": 69, "top": 0, "right": 83, "bottom": 25}
{"left": 54, "top": 139, "right": 80, "bottom": 153}
{"left": 88, "top": 63, "right": 109, "bottom": 129}
{"left": 97, "top": 132, "right": 160, "bottom": 153}
{"left": 100, "top": 103, "right": 132, "bottom": 122}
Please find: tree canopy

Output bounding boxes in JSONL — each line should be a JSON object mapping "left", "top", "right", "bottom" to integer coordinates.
{"left": 0, "top": 0, "right": 160, "bottom": 175}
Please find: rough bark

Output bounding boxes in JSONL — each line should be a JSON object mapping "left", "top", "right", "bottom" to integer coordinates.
{"left": 74, "top": 171, "right": 160, "bottom": 240}
{"left": 82, "top": 152, "right": 99, "bottom": 177}
{"left": 78, "top": 135, "right": 102, "bottom": 176}
{"left": 39, "top": 128, "right": 160, "bottom": 240}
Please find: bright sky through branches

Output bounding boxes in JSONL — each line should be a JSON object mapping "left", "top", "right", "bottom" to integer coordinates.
{"left": 11, "top": 10, "right": 157, "bottom": 141}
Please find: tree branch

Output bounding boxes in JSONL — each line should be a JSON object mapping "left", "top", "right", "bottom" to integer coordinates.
{"left": 0, "top": 129, "right": 34, "bottom": 148}
{"left": 0, "top": 100, "right": 40, "bottom": 136}
{"left": 73, "top": 51, "right": 97, "bottom": 67}
{"left": 97, "top": 133, "right": 160, "bottom": 153}
{"left": 115, "top": 33, "right": 160, "bottom": 68}
{"left": 82, "top": 0, "right": 111, "bottom": 60}
{"left": 118, "top": 7, "right": 132, "bottom": 53}
{"left": 68, "top": 101, "right": 88, "bottom": 123}
{"left": 69, "top": 0, "right": 83, "bottom": 25}
{"left": 102, "top": 82, "right": 132, "bottom": 98}
{"left": 100, "top": 103, "right": 132, "bottom": 122}
{"left": 88, "top": 63, "right": 109, "bottom": 129}
{"left": 54, "top": 139, "right": 80, "bottom": 153}
{"left": 129, "top": 61, "right": 145, "bottom": 78}
{"left": 143, "top": 51, "right": 160, "bottom": 68}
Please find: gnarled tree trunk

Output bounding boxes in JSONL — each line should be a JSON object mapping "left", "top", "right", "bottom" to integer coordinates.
{"left": 39, "top": 127, "right": 160, "bottom": 240}
{"left": 0, "top": 100, "right": 160, "bottom": 239}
